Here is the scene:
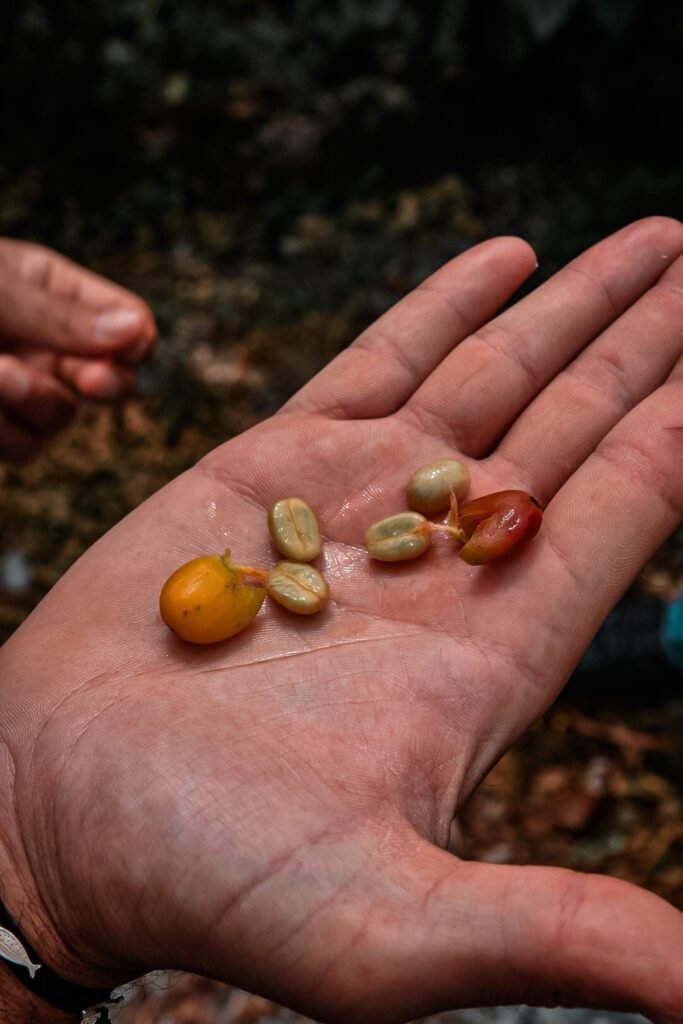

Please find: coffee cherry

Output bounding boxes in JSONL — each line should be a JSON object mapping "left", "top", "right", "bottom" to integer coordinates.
{"left": 160, "top": 549, "right": 265, "bottom": 643}
{"left": 457, "top": 491, "right": 543, "bottom": 565}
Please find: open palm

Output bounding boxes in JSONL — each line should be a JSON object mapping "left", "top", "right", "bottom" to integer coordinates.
{"left": 1, "top": 219, "right": 682, "bottom": 1024}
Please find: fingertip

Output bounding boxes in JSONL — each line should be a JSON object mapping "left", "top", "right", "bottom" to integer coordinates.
{"left": 93, "top": 306, "right": 152, "bottom": 349}
{"left": 72, "top": 360, "right": 136, "bottom": 400}
{"left": 514, "top": 236, "right": 538, "bottom": 271}
{"left": 0, "top": 355, "right": 31, "bottom": 403}
{"left": 456, "top": 236, "right": 538, "bottom": 287}
{"left": 488, "top": 234, "right": 538, "bottom": 271}
{"left": 94, "top": 308, "right": 142, "bottom": 342}
{"left": 622, "top": 214, "right": 683, "bottom": 247}
{"left": 117, "top": 327, "right": 156, "bottom": 366}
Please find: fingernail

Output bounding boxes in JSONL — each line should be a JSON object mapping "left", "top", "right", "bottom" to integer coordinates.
{"left": 94, "top": 308, "right": 144, "bottom": 343}
{"left": 0, "top": 363, "right": 30, "bottom": 402}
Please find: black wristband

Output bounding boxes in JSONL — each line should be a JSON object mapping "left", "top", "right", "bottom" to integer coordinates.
{"left": 0, "top": 897, "right": 114, "bottom": 1015}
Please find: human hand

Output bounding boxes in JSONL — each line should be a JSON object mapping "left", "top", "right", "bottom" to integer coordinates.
{"left": 1, "top": 218, "right": 682, "bottom": 1024}
{"left": 0, "top": 239, "right": 156, "bottom": 461}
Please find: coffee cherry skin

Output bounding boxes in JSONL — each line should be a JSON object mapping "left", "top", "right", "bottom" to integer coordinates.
{"left": 160, "top": 552, "right": 265, "bottom": 643}
{"left": 458, "top": 491, "right": 542, "bottom": 565}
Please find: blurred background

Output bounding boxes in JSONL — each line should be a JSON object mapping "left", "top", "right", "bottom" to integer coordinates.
{"left": 1, "top": 1, "right": 681, "bottom": 1021}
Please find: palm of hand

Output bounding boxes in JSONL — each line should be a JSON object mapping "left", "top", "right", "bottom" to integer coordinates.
{"left": 2, "top": 221, "right": 683, "bottom": 1023}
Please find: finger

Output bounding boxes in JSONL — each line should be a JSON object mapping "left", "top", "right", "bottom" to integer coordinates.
{"left": 499, "top": 358, "right": 683, "bottom": 695}
{"left": 0, "top": 409, "right": 38, "bottom": 462}
{"left": 0, "top": 237, "right": 158, "bottom": 324}
{"left": 374, "top": 843, "right": 683, "bottom": 1022}
{"left": 493, "top": 248, "right": 683, "bottom": 496}
{"left": 282, "top": 237, "right": 537, "bottom": 419}
{"left": 403, "top": 216, "right": 683, "bottom": 456}
{"left": 23, "top": 242, "right": 158, "bottom": 363}
{"left": 7, "top": 345, "right": 59, "bottom": 376}
{"left": 115, "top": 332, "right": 156, "bottom": 366}
{"left": 11, "top": 345, "right": 142, "bottom": 397}
{"left": 0, "top": 252, "right": 156, "bottom": 359}
{"left": 57, "top": 355, "right": 137, "bottom": 401}
{"left": 0, "top": 355, "right": 75, "bottom": 437}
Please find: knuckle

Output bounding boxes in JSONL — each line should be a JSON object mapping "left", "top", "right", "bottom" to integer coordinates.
{"left": 552, "top": 868, "right": 589, "bottom": 949}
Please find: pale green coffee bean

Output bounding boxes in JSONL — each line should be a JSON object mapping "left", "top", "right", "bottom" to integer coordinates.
{"left": 266, "top": 561, "right": 329, "bottom": 615}
{"left": 365, "top": 511, "right": 431, "bottom": 562}
{"left": 268, "top": 497, "right": 322, "bottom": 561}
{"left": 407, "top": 458, "right": 470, "bottom": 515}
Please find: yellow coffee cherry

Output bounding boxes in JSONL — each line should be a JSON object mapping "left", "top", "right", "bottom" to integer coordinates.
{"left": 407, "top": 459, "right": 470, "bottom": 515}
{"left": 160, "top": 549, "right": 265, "bottom": 644}
{"left": 268, "top": 497, "right": 322, "bottom": 561}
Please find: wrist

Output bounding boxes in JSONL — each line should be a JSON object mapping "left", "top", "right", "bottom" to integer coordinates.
{"left": 0, "top": 875, "right": 119, "bottom": 1024}
{"left": 0, "top": 897, "right": 118, "bottom": 1020}
{"left": 0, "top": 741, "right": 125, "bottom": 1018}
{"left": 0, "top": 958, "right": 76, "bottom": 1024}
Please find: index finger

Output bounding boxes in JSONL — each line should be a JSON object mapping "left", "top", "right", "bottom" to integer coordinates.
{"left": 282, "top": 237, "right": 537, "bottom": 419}
{"left": 402, "top": 217, "right": 683, "bottom": 456}
{"left": 3, "top": 239, "right": 147, "bottom": 313}
{"left": 31, "top": 245, "right": 158, "bottom": 361}
{"left": 0, "top": 240, "right": 157, "bottom": 361}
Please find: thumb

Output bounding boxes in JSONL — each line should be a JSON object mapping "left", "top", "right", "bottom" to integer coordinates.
{"left": 0, "top": 274, "right": 154, "bottom": 356}
{"left": 372, "top": 842, "right": 683, "bottom": 1023}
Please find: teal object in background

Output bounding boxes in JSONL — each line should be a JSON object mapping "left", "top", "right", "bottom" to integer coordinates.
{"left": 572, "top": 588, "right": 682, "bottom": 689}
{"left": 662, "top": 596, "right": 683, "bottom": 671}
